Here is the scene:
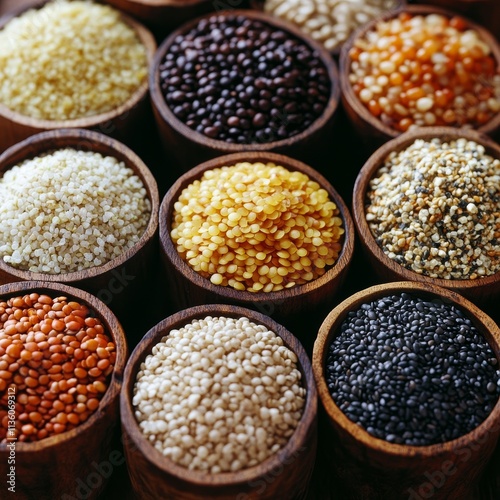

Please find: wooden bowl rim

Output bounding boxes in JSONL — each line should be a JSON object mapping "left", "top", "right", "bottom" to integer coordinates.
{"left": 0, "top": 280, "right": 128, "bottom": 451}
{"left": 0, "top": 1, "right": 157, "bottom": 130}
{"left": 352, "top": 126, "right": 500, "bottom": 290}
{"left": 149, "top": 8, "right": 340, "bottom": 152}
{"left": 120, "top": 303, "right": 317, "bottom": 485}
{"left": 312, "top": 280, "right": 500, "bottom": 458}
{"left": 0, "top": 128, "right": 160, "bottom": 282}
{"left": 339, "top": 4, "right": 500, "bottom": 139}
{"left": 159, "top": 150, "right": 355, "bottom": 305}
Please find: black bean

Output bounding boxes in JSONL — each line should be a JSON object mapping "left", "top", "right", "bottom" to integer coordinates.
{"left": 159, "top": 14, "right": 330, "bottom": 143}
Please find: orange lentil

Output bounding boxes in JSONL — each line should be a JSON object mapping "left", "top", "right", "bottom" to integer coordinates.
{"left": 37, "top": 429, "right": 48, "bottom": 440}
{"left": 88, "top": 368, "right": 102, "bottom": 378}
{"left": 66, "top": 321, "right": 82, "bottom": 331}
{"left": 62, "top": 362, "right": 74, "bottom": 373}
{"left": 6, "top": 343, "right": 22, "bottom": 358}
{"left": 85, "top": 355, "right": 97, "bottom": 369}
{"left": 96, "top": 347, "right": 109, "bottom": 359}
{"left": 55, "top": 412, "right": 68, "bottom": 425}
{"left": 86, "top": 398, "right": 100, "bottom": 411}
{"left": 31, "top": 352, "right": 43, "bottom": 362}
{"left": 84, "top": 317, "right": 97, "bottom": 327}
{"left": 97, "top": 359, "right": 110, "bottom": 371}
{"left": 53, "top": 423, "right": 66, "bottom": 434}
{"left": 67, "top": 413, "right": 80, "bottom": 425}
{"left": 51, "top": 319, "right": 65, "bottom": 331}
{"left": 0, "top": 294, "right": 115, "bottom": 443}
{"left": 21, "top": 424, "right": 36, "bottom": 435}
{"left": 74, "top": 367, "right": 87, "bottom": 379}
{"left": 93, "top": 381, "right": 107, "bottom": 393}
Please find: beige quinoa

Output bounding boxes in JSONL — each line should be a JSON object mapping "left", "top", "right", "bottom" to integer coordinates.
{"left": 170, "top": 162, "right": 345, "bottom": 292}
{"left": 0, "top": 0, "right": 148, "bottom": 120}
{"left": 133, "top": 315, "right": 306, "bottom": 472}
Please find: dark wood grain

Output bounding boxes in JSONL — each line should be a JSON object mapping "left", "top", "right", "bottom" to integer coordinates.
{"left": 159, "top": 151, "right": 355, "bottom": 330}
{"left": 120, "top": 304, "right": 318, "bottom": 500}
{"left": 0, "top": 0, "right": 157, "bottom": 153}
{"left": 0, "top": 128, "right": 160, "bottom": 320}
{"left": 149, "top": 8, "right": 341, "bottom": 172}
{"left": 0, "top": 281, "right": 128, "bottom": 500}
{"left": 351, "top": 126, "right": 500, "bottom": 305}
{"left": 339, "top": 4, "right": 500, "bottom": 151}
{"left": 312, "top": 281, "right": 500, "bottom": 500}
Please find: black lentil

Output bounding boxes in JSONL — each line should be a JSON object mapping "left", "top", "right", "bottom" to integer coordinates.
{"left": 159, "top": 14, "right": 331, "bottom": 144}
{"left": 325, "top": 292, "right": 500, "bottom": 446}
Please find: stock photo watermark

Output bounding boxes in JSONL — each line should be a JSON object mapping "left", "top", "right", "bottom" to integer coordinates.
{"left": 94, "top": 267, "right": 136, "bottom": 306}
{"left": 60, "top": 431, "right": 140, "bottom": 500}
{"left": 6, "top": 385, "right": 16, "bottom": 494}
{"left": 407, "top": 420, "right": 500, "bottom": 499}
{"left": 235, "top": 445, "right": 309, "bottom": 500}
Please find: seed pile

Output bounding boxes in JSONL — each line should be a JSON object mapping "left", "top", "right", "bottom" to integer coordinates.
{"left": 326, "top": 292, "right": 500, "bottom": 446}
{"left": 264, "top": 0, "right": 399, "bottom": 52}
{"left": 0, "top": 0, "right": 148, "bottom": 120}
{"left": 159, "top": 14, "right": 331, "bottom": 144}
{"left": 365, "top": 138, "right": 500, "bottom": 280}
{"left": 133, "top": 316, "right": 306, "bottom": 472}
{"left": 171, "top": 162, "right": 344, "bottom": 292}
{"left": 0, "top": 148, "right": 151, "bottom": 274}
{"left": 0, "top": 293, "right": 116, "bottom": 443}
{"left": 348, "top": 13, "right": 500, "bottom": 131}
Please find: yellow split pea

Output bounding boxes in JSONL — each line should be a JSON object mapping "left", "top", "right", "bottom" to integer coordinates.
{"left": 171, "top": 162, "right": 344, "bottom": 292}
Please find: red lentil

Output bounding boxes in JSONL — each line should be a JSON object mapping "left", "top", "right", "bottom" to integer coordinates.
{"left": 0, "top": 294, "right": 116, "bottom": 443}
{"left": 348, "top": 13, "right": 500, "bottom": 131}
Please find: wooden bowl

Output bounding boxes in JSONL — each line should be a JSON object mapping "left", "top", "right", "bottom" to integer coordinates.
{"left": 339, "top": 4, "right": 500, "bottom": 151}
{"left": 250, "top": 0, "right": 406, "bottom": 58}
{"left": 312, "top": 280, "right": 500, "bottom": 499}
{"left": 120, "top": 303, "right": 317, "bottom": 500}
{"left": 410, "top": 0, "right": 500, "bottom": 40}
{"left": 149, "top": 9, "right": 341, "bottom": 171}
{"left": 102, "top": 0, "right": 219, "bottom": 39}
{"left": 0, "top": 128, "right": 160, "bottom": 319}
{"left": 159, "top": 151, "right": 355, "bottom": 325}
{"left": 352, "top": 126, "right": 500, "bottom": 305}
{"left": 0, "top": 1, "right": 157, "bottom": 153}
{"left": 0, "top": 280, "right": 128, "bottom": 500}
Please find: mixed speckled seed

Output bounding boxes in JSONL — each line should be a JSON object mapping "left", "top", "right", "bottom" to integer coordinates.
{"left": 159, "top": 14, "right": 331, "bottom": 144}
{"left": 365, "top": 138, "right": 500, "bottom": 280}
{"left": 326, "top": 292, "right": 500, "bottom": 446}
